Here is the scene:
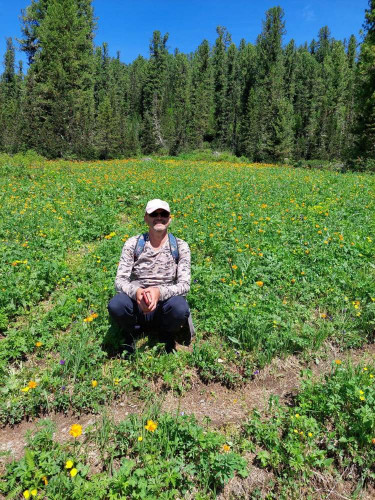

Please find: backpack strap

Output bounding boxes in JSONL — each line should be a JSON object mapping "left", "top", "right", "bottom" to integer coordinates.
{"left": 134, "top": 232, "right": 179, "bottom": 264}
{"left": 134, "top": 232, "right": 149, "bottom": 261}
{"left": 168, "top": 233, "right": 179, "bottom": 264}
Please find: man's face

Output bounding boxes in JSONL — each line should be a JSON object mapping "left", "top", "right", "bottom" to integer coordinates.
{"left": 144, "top": 209, "right": 171, "bottom": 232}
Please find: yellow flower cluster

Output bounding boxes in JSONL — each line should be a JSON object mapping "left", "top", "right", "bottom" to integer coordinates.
{"left": 21, "top": 381, "right": 38, "bottom": 392}
{"left": 65, "top": 460, "right": 78, "bottom": 477}
{"left": 83, "top": 312, "right": 98, "bottom": 322}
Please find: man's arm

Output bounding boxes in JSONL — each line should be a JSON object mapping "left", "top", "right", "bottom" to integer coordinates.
{"left": 114, "top": 236, "right": 139, "bottom": 299}
{"left": 158, "top": 240, "right": 191, "bottom": 301}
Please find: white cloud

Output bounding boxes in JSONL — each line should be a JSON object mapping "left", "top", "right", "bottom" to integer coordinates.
{"left": 302, "top": 4, "right": 316, "bottom": 22}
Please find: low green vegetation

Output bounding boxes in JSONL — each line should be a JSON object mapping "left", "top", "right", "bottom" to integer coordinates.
{"left": 1, "top": 157, "right": 375, "bottom": 497}
{"left": 2, "top": 361, "right": 374, "bottom": 498}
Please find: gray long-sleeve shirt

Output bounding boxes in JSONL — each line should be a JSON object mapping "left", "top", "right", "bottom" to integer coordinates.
{"left": 114, "top": 234, "right": 191, "bottom": 301}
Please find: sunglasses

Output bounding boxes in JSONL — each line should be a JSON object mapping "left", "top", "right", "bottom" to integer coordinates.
{"left": 149, "top": 210, "right": 170, "bottom": 218}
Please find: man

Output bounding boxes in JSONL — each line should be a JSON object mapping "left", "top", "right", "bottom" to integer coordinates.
{"left": 108, "top": 199, "right": 193, "bottom": 353}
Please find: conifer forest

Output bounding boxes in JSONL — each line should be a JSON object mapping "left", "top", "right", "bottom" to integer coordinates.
{"left": 0, "top": 1, "right": 375, "bottom": 163}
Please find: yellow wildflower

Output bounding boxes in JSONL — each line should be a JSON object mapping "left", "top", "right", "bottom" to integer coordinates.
{"left": 65, "top": 460, "right": 74, "bottom": 469}
{"left": 69, "top": 424, "right": 82, "bottom": 438}
{"left": 223, "top": 444, "right": 231, "bottom": 452}
{"left": 70, "top": 468, "right": 78, "bottom": 477}
{"left": 145, "top": 420, "right": 157, "bottom": 432}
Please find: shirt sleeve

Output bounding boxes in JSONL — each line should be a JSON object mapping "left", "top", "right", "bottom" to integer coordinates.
{"left": 158, "top": 239, "right": 191, "bottom": 301}
{"left": 114, "top": 236, "right": 139, "bottom": 300}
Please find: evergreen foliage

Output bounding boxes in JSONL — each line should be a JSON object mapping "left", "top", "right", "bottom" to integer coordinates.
{"left": 0, "top": 1, "right": 372, "bottom": 162}
{"left": 355, "top": 0, "right": 375, "bottom": 158}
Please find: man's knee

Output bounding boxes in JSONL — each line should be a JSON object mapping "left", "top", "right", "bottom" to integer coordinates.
{"left": 108, "top": 293, "right": 134, "bottom": 319}
{"left": 162, "top": 296, "right": 189, "bottom": 321}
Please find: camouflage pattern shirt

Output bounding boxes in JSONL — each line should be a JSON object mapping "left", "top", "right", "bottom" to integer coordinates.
{"left": 114, "top": 234, "right": 191, "bottom": 301}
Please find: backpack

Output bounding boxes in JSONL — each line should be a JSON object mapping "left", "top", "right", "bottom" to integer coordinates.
{"left": 134, "top": 232, "right": 179, "bottom": 263}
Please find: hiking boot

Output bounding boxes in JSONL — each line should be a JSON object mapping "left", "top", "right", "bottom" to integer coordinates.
{"left": 176, "top": 312, "right": 195, "bottom": 346}
{"left": 165, "top": 340, "right": 177, "bottom": 353}
{"left": 119, "top": 333, "right": 136, "bottom": 356}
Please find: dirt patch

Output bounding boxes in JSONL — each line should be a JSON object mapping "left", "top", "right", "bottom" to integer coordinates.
{"left": 161, "top": 342, "right": 375, "bottom": 426}
{"left": 218, "top": 453, "right": 274, "bottom": 499}
{"left": 0, "top": 393, "right": 144, "bottom": 466}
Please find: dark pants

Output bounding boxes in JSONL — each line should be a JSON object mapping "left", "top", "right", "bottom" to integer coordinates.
{"left": 107, "top": 293, "right": 190, "bottom": 344}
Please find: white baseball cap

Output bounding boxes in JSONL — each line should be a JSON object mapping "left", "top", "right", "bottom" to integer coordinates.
{"left": 145, "top": 199, "right": 170, "bottom": 214}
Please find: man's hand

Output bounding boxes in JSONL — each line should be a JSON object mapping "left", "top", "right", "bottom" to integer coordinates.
{"left": 142, "top": 287, "right": 160, "bottom": 312}
{"left": 136, "top": 287, "right": 160, "bottom": 314}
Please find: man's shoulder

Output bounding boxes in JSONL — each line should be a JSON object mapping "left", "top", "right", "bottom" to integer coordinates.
{"left": 174, "top": 236, "right": 190, "bottom": 252}
{"left": 123, "top": 234, "right": 141, "bottom": 250}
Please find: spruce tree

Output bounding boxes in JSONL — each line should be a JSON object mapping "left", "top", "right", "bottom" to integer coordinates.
{"left": 226, "top": 43, "right": 241, "bottom": 152}
{"left": 237, "top": 40, "right": 257, "bottom": 157}
{"left": 212, "top": 26, "right": 231, "bottom": 149}
{"left": 19, "top": 0, "right": 49, "bottom": 64}
{"left": 344, "top": 35, "right": 357, "bottom": 155}
{"left": 169, "top": 52, "right": 190, "bottom": 155}
{"left": 21, "top": 0, "right": 96, "bottom": 157}
{"left": 0, "top": 38, "right": 21, "bottom": 152}
{"left": 293, "top": 47, "right": 321, "bottom": 158}
{"left": 189, "top": 39, "right": 213, "bottom": 149}
{"left": 249, "top": 7, "right": 294, "bottom": 161}
{"left": 141, "top": 31, "right": 169, "bottom": 153}
{"left": 355, "top": 0, "right": 375, "bottom": 158}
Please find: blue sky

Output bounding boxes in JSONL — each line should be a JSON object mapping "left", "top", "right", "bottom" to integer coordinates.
{"left": 0, "top": 0, "right": 369, "bottom": 67}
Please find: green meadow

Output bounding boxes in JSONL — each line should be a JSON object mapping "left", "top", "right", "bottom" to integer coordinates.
{"left": 1, "top": 157, "right": 375, "bottom": 499}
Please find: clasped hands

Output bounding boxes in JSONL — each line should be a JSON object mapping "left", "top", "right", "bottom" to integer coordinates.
{"left": 136, "top": 287, "right": 160, "bottom": 313}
